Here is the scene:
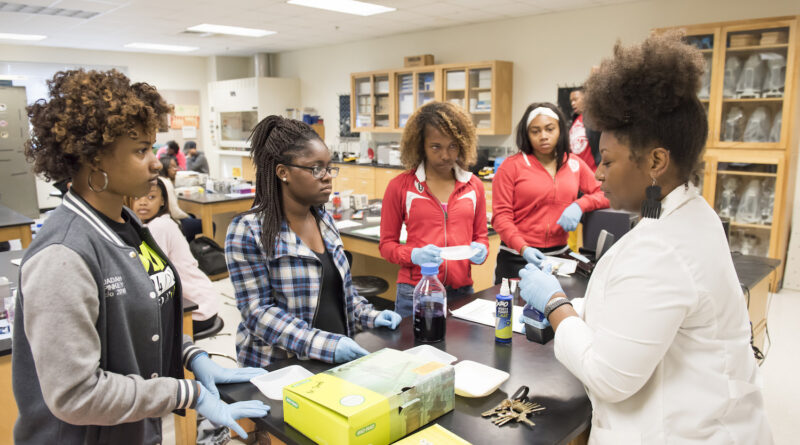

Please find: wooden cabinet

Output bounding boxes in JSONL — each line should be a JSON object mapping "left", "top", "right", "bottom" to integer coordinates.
{"left": 658, "top": 16, "right": 799, "bottom": 287}
{"left": 333, "top": 164, "right": 377, "bottom": 198}
{"left": 374, "top": 167, "right": 404, "bottom": 199}
{"left": 351, "top": 61, "right": 513, "bottom": 135}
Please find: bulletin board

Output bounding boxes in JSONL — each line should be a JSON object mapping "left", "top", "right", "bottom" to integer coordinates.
{"left": 156, "top": 90, "right": 203, "bottom": 152}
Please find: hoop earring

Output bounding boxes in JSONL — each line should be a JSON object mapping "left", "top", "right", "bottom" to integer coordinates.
{"left": 88, "top": 170, "right": 109, "bottom": 193}
{"left": 641, "top": 176, "right": 662, "bottom": 219}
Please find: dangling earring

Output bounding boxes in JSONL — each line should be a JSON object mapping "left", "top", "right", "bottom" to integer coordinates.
{"left": 641, "top": 176, "right": 662, "bottom": 219}
{"left": 88, "top": 170, "right": 109, "bottom": 193}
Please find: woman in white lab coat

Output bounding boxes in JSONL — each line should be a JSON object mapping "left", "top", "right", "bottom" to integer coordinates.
{"left": 518, "top": 33, "right": 773, "bottom": 444}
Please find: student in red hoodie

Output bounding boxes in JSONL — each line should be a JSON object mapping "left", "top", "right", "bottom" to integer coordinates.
{"left": 380, "top": 102, "right": 489, "bottom": 318}
{"left": 492, "top": 102, "right": 608, "bottom": 283}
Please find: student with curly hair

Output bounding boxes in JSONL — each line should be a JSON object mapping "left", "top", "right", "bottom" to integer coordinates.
{"left": 13, "top": 69, "right": 268, "bottom": 445}
{"left": 518, "top": 34, "right": 772, "bottom": 442}
{"left": 225, "top": 115, "right": 401, "bottom": 368}
{"left": 379, "top": 102, "right": 489, "bottom": 318}
{"left": 491, "top": 102, "right": 608, "bottom": 284}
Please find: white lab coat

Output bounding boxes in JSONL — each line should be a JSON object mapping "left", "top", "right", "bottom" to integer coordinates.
{"left": 555, "top": 184, "right": 772, "bottom": 444}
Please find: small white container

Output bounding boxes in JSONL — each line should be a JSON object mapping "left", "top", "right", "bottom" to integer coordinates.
{"left": 440, "top": 245, "right": 480, "bottom": 261}
{"left": 250, "top": 365, "right": 314, "bottom": 400}
{"left": 453, "top": 360, "right": 509, "bottom": 398}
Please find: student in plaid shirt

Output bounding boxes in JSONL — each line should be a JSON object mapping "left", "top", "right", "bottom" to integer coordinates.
{"left": 225, "top": 116, "right": 402, "bottom": 368}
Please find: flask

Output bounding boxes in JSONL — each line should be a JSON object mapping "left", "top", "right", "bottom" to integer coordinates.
{"left": 412, "top": 263, "right": 447, "bottom": 343}
{"left": 495, "top": 278, "right": 512, "bottom": 343}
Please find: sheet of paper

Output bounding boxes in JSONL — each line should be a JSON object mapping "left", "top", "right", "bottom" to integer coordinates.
{"left": 543, "top": 255, "right": 578, "bottom": 276}
{"left": 334, "top": 220, "right": 362, "bottom": 229}
{"left": 450, "top": 299, "right": 525, "bottom": 334}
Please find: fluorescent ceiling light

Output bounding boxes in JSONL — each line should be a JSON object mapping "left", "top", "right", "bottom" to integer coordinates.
{"left": 187, "top": 24, "right": 276, "bottom": 37}
{"left": 0, "top": 32, "right": 46, "bottom": 41}
{"left": 124, "top": 42, "right": 198, "bottom": 52}
{"left": 287, "top": 0, "right": 395, "bottom": 16}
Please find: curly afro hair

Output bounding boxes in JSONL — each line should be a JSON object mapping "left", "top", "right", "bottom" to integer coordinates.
{"left": 583, "top": 31, "right": 708, "bottom": 183}
{"left": 25, "top": 69, "right": 172, "bottom": 182}
{"left": 400, "top": 101, "right": 477, "bottom": 170}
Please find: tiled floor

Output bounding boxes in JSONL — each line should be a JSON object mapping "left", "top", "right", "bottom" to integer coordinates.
{"left": 169, "top": 280, "right": 800, "bottom": 445}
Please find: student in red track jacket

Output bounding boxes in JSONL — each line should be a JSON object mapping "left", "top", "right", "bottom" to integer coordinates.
{"left": 492, "top": 102, "right": 608, "bottom": 283}
{"left": 380, "top": 102, "right": 490, "bottom": 318}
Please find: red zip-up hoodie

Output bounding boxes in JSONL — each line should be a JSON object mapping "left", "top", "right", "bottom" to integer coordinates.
{"left": 492, "top": 152, "right": 608, "bottom": 252}
{"left": 379, "top": 163, "right": 489, "bottom": 288}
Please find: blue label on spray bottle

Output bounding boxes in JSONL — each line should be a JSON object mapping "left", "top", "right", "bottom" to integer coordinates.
{"left": 495, "top": 294, "right": 512, "bottom": 343}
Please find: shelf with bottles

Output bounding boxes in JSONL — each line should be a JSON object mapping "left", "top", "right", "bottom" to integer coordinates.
{"left": 714, "top": 172, "right": 775, "bottom": 229}
{"left": 715, "top": 23, "right": 793, "bottom": 147}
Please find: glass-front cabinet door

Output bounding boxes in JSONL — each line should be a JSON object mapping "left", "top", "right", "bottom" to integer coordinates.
{"left": 373, "top": 74, "right": 391, "bottom": 129}
{"left": 468, "top": 67, "right": 492, "bottom": 130}
{"left": 396, "top": 72, "right": 413, "bottom": 128}
{"left": 704, "top": 152, "right": 784, "bottom": 258}
{"left": 353, "top": 76, "right": 372, "bottom": 129}
{"left": 717, "top": 22, "right": 793, "bottom": 147}
{"left": 444, "top": 68, "right": 467, "bottom": 112}
{"left": 416, "top": 70, "right": 436, "bottom": 109}
{"left": 682, "top": 29, "right": 719, "bottom": 146}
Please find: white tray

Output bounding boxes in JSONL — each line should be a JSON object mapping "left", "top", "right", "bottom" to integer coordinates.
{"left": 453, "top": 360, "right": 509, "bottom": 398}
{"left": 404, "top": 344, "right": 457, "bottom": 364}
{"left": 440, "top": 245, "right": 479, "bottom": 261}
{"left": 250, "top": 365, "right": 314, "bottom": 400}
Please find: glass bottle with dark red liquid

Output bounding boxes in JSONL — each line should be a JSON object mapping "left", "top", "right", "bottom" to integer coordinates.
{"left": 413, "top": 262, "right": 447, "bottom": 343}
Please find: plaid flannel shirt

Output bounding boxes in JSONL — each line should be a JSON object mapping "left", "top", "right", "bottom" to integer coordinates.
{"left": 225, "top": 207, "right": 381, "bottom": 367}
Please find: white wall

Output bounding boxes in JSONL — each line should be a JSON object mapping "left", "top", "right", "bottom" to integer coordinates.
{"left": 0, "top": 44, "right": 214, "bottom": 192}
{"left": 274, "top": 0, "right": 800, "bottom": 148}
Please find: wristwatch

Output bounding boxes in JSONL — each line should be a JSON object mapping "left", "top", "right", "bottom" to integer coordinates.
{"left": 544, "top": 297, "right": 573, "bottom": 320}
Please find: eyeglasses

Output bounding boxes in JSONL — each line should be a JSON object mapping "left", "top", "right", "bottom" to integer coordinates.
{"left": 283, "top": 163, "right": 339, "bottom": 179}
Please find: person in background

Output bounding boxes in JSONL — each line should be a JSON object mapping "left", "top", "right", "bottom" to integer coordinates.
{"left": 184, "top": 141, "right": 210, "bottom": 174}
{"left": 491, "top": 102, "right": 608, "bottom": 284}
{"left": 569, "top": 87, "right": 601, "bottom": 172}
{"left": 157, "top": 139, "right": 187, "bottom": 170}
{"left": 158, "top": 154, "right": 207, "bottom": 241}
{"left": 518, "top": 33, "right": 772, "bottom": 443}
{"left": 14, "top": 68, "right": 267, "bottom": 445}
{"left": 225, "top": 115, "right": 401, "bottom": 368}
{"left": 129, "top": 177, "right": 220, "bottom": 333}
{"left": 380, "top": 102, "right": 489, "bottom": 318}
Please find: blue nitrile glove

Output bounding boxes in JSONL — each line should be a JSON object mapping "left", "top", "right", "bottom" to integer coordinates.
{"left": 411, "top": 244, "right": 442, "bottom": 266}
{"left": 469, "top": 242, "right": 488, "bottom": 264}
{"left": 334, "top": 337, "right": 369, "bottom": 363}
{"left": 375, "top": 310, "right": 402, "bottom": 329}
{"left": 557, "top": 202, "right": 583, "bottom": 232}
{"left": 190, "top": 352, "right": 267, "bottom": 398}
{"left": 518, "top": 263, "right": 564, "bottom": 313}
{"left": 521, "top": 246, "right": 546, "bottom": 267}
{"left": 195, "top": 384, "right": 270, "bottom": 440}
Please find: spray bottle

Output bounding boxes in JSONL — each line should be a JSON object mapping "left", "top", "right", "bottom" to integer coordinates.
{"left": 495, "top": 278, "right": 512, "bottom": 343}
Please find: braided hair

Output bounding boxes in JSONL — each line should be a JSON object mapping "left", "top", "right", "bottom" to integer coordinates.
{"left": 246, "top": 115, "right": 322, "bottom": 255}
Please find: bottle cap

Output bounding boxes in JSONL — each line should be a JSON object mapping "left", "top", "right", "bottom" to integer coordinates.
{"left": 500, "top": 277, "right": 510, "bottom": 296}
{"left": 420, "top": 262, "right": 439, "bottom": 276}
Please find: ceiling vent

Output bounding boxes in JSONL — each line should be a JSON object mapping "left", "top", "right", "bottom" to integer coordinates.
{"left": 0, "top": 1, "right": 99, "bottom": 19}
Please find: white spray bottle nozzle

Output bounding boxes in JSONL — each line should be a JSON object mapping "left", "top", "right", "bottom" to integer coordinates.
{"left": 500, "top": 277, "right": 510, "bottom": 296}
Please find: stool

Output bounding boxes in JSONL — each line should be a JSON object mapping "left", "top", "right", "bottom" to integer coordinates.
{"left": 344, "top": 250, "right": 390, "bottom": 308}
{"left": 194, "top": 317, "right": 224, "bottom": 340}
